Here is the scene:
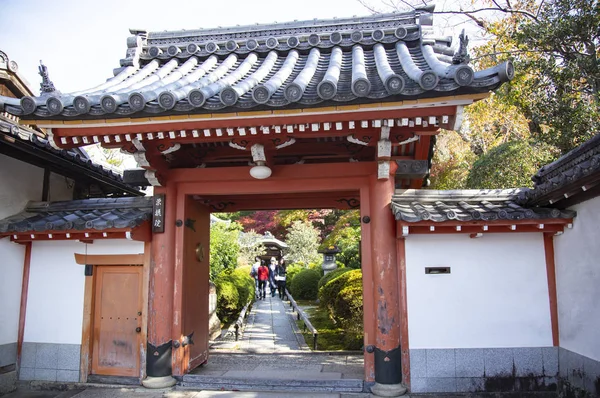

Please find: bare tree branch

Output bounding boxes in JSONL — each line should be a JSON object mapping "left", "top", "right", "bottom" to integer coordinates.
{"left": 356, "top": 0, "right": 381, "bottom": 14}
{"left": 434, "top": 8, "right": 539, "bottom": 22}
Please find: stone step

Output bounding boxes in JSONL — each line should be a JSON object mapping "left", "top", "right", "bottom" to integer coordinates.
{"left": 180, "top": 373, "right": 364, "bottom": 393}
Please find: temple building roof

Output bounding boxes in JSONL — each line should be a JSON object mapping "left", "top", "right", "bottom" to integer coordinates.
{"left": 0, "top": 52, "right": 143, "bottom": 197}
{"left": 391, "top": 189, "right": 575, "bottom": 223}
{"left": 521, "top": 133, "right": 600, "bottom": 208}
{"left": 0, "top": 7, "right": 513, "bottom": 120}
{"left": 0, "top": 197, "right": 152, "bottom": 235}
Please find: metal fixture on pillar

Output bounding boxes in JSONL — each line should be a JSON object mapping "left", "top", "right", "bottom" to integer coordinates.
{"left": 250, "top": 143, "right": 272, "bottom": 179}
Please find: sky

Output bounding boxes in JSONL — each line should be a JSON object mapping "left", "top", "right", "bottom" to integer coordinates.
{"left": 0, "top": 0, "right": 374, "bottom": 94}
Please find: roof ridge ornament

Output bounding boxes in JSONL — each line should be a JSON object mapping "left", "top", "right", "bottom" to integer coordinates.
{"left": 38, "top": 61, "right": 60, "bottom": 94}
{"left": 453, "top": 29, "right": 470, "bottom": 65}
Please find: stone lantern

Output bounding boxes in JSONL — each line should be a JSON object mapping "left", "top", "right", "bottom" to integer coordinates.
{"left": 320, "top": 245, "right": 341, "bottom": 274}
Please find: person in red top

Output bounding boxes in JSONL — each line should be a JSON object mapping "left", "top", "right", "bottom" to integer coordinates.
{"left": 257, "top": 259, "right": 270, "bottom": 300}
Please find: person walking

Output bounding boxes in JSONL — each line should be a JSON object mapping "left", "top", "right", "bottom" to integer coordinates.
{"left": 250, "top": 257, "right": 260, "bottom": 299}
{"left": 275, "top": 259, "right": 287, "bottom": 300}
{"left": 269, "top": 257, "right": 277, "bottom": 297}
{"left": 257, "top": 259, "right": 269, "bottom": 300}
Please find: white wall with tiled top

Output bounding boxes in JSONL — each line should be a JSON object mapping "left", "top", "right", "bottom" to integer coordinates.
{"left": 405, "top": 233, "right": 556, "bottom": 393}
{"left": 405, "top": 233, "right": 552, "bottom": 349}
{"left": 554, "top": 195, "right": 600, "bottom": 362}
{"left": 20, "top": 239, "right": 144, "bottom": 382}
{"left": 0, "top": 239, "right": 24, "bottom": 371}
{"left": 24, "top": 239, "right": 145, "bottom": 344}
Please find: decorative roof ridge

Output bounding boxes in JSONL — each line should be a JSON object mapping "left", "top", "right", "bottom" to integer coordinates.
{"left": 24, "top": 196, "right": 152, "bottom": 213}
{"left": 0, "top": 49, "right": 35, "bottom": 96}
{"left": 533, "top": 133, "right": 600, "bottom": 183}
{"left": 392, "top": 188, "right": 526, "bottom": 202}
{"left": 391, "top": 188, "right": 575, "bottom": 223}
{"left": 521, "top": 133, "right": 600, "bottom": 206}
{"left": 144, "top": 8, "right": 431, "bottom": 42}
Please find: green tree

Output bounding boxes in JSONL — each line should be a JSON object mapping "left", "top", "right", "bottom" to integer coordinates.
{"left": 465, "top": 140, "right": 558, "bottom": 189}
{"left": 238, "top": 229, "right": 266, "bottom": 266}
{"left": 209, "top": 222, "right": 241, "bottom": 280}
{"left": 322, "top": 210, "right": 362, "bottom": 269}
{"left": 285, "top": 220, "right": 321, "bottom": 265}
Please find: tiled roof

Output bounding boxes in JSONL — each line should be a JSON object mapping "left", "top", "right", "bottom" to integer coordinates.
{"left": 521, "top": 133, "right": 600, "bottom": 206}
{"left": 391, "top": 189, "right": 575, "bottom": 222}
{"left": 0, "top": 116, "right": 121, "bottom": 178}
{"left": 0, "top": 7, "right": 513, "bottom": 120}
{"left": 0, "top": 115, "right": 143, "bottom": 195}
{"left": 0, "top": 197, "right": 152, "bottom": 234}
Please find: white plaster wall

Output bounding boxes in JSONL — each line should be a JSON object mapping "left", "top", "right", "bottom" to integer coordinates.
{"left": 405, "top": 233, "right": 552, "bottom": 349}
{"left": 0, "top": 155, "right": 43, "bottom": 220}
{"left": 24, "top": 239, "right": 144, "bottom": 344}
{"left": 554, "top": 195, "right": 600, "bottom": 362}
{"left": 0, "top": 156, "right": 74, "bottom": 220}
{"left": 47, "top": 172, "right": 74, "bottom": 202}
{"left": 0, "top": 239, "right": 25, "bottom": 345}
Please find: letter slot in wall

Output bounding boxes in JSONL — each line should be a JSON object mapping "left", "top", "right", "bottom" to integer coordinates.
{"left": 425, "top": 267, "right": 451, "bottom": 274}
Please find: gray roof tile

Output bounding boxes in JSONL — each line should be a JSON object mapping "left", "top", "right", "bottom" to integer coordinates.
{"left": 392, "top": 189, "right": 575, "bottom": 222}
{"left": 0, "top": 9, "right": 513, "bottom": 120}
{"left": 0, "top": 197, "right": 152, "bottom": 234}
{"left": 520, "top": 133, "right": 600, "bottom": 206}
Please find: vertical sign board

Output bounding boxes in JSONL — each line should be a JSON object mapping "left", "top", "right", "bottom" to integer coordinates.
{"left": 152, "top": 194, "right": 165, "bottom": 233}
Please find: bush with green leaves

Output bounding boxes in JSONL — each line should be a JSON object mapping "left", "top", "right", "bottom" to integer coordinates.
{"left": 214, "top": 267, "right": 255, "bottom": 324}
{"left": 288, "top": 268, "right": 321, "bottom": 300}
{"left": 210, "top": 222, "right": 242, "bottom": 280}
{"left": 285, "top": 263, "right": 304, "bottom": 285}
{"left": 308, "top": 261, "right": 325, "bottom": 277}
{"left": 318, "top": 267, "right": 350, "bottom": 290}
{"left": 334, "top": 271, "right": 363, "bottom": 333}
{"left": 465, "top": 140, "right": 558, "bottom": 189}
{"left": 319, "top": 269, "right": 363, "bottom": 332}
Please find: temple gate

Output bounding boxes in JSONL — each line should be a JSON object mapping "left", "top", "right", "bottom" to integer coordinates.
{"left": 0, "top": 7, "right": 513, "bottom": 395}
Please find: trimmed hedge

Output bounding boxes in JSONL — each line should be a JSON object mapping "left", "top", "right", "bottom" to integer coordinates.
{"left": 288, "top": 268, "right": 321, "bottom": 300}
{"left": 319, "top": 269, "right": 363, "bottom": 332}
{"left": 214, "top": 267, "right": 255, "bottom": 324}
{"left": 285, "top": 264, "right": 304, "bottom": 285}
{"left": 318, "top": 267, "right": 351, "bottom": 290}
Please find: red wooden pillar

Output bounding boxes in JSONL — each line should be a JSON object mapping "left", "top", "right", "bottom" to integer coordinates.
{"left": 369, "top": 164, "right": 407, "bottom": 397}
{"left": 143, "top": 183, "right": 177, "bottom": 388}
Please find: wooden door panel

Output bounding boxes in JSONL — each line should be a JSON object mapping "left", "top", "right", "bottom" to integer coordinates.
{"left": 92, "top": 266, "right": 142, "bottom": 377}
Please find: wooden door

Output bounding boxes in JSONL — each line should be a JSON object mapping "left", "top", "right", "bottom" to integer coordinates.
{"left": 91, "top": 266, "right": 142, "bottom": 377}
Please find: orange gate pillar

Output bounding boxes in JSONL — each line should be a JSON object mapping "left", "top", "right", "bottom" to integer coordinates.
{"left": 369, "top": 168, "right": 407, "bottom": 397}
{"left": 143, "top": 184, "right": 177, "bottom": 388}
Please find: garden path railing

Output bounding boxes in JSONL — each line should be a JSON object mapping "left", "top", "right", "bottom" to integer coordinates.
{"left": 285, "top": 289, "right": 318, "bottom": 350}
{"left": 234, "top": 299, "right": 252, "bottom": 341}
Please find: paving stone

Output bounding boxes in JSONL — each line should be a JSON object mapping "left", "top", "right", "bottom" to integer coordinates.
{"left": 513, "top": 347, "right": 543, "bottom": 377}
{"left": 410, "top": 349, "right": 427, "bottom": 378}
{"left": 35, "top": 344, "right": 58, "bottom": 370}
{"left": 455, "top": 348, "right": 484, "bottom": 378}
{"left": 426, "top": 349, "right": 455, "bottom": 378}
{"left": 542, "top": 346, "right": 558, "bottom": 377}
{"left": 483, "top": 348, "right": 513, "bottom": 377}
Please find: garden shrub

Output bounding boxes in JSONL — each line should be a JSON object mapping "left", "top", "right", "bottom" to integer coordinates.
{"left": 319, "top": 269, "right": 363, "bottom": 331}
{"left": 214, "top": 276, "right": 239, "bottom": 324}
{"left": 285, "top": 263, "right": 304, "bottom": 285}
{"left": 214, "top": 267, "right": 255, "bottom": 324}
{"left": 318, "top": 267, "right": 350, "bottom": 290}
{"left": 308, "top": 261, "right": 325, "bottom": 277}
{"left": 288, "top": 268, "right": 321, "bottom": 300}
{"left": 334, "top": 270, "right": 363, "bottom": 332}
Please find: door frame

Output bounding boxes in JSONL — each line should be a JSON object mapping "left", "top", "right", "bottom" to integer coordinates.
{"left": 74, "top": 243, "right": 151, "bottom": 383}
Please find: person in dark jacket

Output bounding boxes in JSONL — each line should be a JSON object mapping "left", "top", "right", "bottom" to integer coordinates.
{"left": 257, "top": 259, "right": 269, "bottom": 300}
{"left": 274, "top": 259, "right": 287, "bottom": 300}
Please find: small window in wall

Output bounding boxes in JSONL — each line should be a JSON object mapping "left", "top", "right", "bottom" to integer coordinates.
{"left": 425, "top": 267, "right": 451, "bottom": 274}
